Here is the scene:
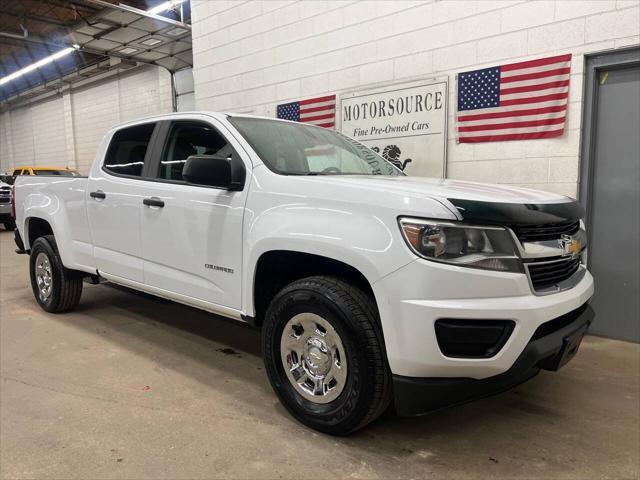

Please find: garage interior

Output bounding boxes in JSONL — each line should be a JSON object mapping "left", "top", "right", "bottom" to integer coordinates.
{"left": 1, "top": 1, "right": 639, "bottom": 479}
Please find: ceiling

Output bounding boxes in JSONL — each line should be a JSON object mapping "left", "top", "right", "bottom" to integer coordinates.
{"left": 0, "top": 0, "right": 192, "bottom": 105}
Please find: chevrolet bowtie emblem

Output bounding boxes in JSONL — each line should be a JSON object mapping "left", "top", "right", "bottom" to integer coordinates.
{"left": 559, "top": 234, "right": 581, "bottom": 257}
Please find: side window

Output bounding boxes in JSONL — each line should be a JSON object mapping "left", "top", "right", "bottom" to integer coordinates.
{"left": 104, "top": 123, "right": 156, "bottom": 177}
{"left": 12, "top": 169, "right": 21, "bottom": 176}
{"left": 159, "top": 122, "right": 235, "bottom": 182}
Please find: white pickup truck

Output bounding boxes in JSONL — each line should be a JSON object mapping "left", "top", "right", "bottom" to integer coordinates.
{"left": 14, "top": 112, "right": 594, "bottom": 435}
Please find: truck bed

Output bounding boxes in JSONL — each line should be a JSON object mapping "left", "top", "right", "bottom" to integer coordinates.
{"left": 14, "top": 175, "right": 97, "bottom": 274}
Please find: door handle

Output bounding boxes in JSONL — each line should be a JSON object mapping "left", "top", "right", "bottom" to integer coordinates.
{"left": 89, "top": 190, "right": 106, "bottom": 199}
{"left": 143, "top": 197, "right": 165, "bottom": 208}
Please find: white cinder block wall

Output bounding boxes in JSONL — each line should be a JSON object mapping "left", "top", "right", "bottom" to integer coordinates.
{"left": 0, "top": 65, "right": 172, "bottom": 175}
{"left": 191, "top": 0, "right": 640, "bottom": 197}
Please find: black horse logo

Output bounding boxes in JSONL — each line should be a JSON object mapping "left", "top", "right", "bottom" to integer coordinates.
{"left": 380, "top": 145, "right": 412, "bottom": 171}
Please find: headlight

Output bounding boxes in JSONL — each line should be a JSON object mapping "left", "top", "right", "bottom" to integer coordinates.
{"left": 398, "top": 218, "right": 522, "bottom": 272}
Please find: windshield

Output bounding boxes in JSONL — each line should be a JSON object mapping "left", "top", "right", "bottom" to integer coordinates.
{"left": 229, "top": 117, "right": 402, "bottom": 176}
{"left": 33, "top": 169, "right": 79, "bottom": 176}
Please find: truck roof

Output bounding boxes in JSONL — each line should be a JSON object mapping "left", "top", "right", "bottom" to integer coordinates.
{"left": 106, "top": 111, "right": 302, "bottom": 131}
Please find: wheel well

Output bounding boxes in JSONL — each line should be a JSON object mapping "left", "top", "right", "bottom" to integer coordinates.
{"left": 27, "top": 217, "right": 54, "bottom": 247}
{"left": 253, "top": 250, "right": 375, "bottom": 326}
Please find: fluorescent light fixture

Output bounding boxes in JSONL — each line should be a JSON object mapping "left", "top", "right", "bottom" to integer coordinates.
{"left": 119, "top": 47, "right": 138, "bottom": 55}
{"left": 140, "top": 37, "right": 162, "bottom": 46}
{"left": 91, "top": 22, "right": 112, "bottom": 30}
{"left": 165, "top": 27, "right": 188, "bottom": 37}
{"left": 0, "top": 46, "right": 77, "bottom": 87}
{"left": 147, "top": 0, "right": 186, "bottom": 15}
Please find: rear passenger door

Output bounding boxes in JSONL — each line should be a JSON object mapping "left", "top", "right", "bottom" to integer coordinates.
{"left": 87, "top": 122, "right": 158, "bottom": 283}
{"left": 139, "top": 116, "right": 250, "bottom": 311}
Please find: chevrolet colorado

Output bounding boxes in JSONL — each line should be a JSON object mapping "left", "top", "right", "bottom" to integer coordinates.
{"left": 13, "top": 112, "right": 594, "bottom": 435}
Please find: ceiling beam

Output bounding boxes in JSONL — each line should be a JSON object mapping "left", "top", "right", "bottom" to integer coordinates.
{"left": 0, "top": 30, "right": 190, "bottom": 71}
{"left": 42, "top": 0, "right": 100, "bottom": 16}
{"left": 1, "top": 10, "right": 71, "bottom": 28}
{"left": 82, "top": 0, "right": 192, "bottom": 29}
{"left": 0, "top": 31, "right": 69, "bottom": 51}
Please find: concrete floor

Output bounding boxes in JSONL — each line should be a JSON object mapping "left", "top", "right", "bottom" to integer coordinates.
{"left": 0, "top": 229, "right": 638, "bottom": 480}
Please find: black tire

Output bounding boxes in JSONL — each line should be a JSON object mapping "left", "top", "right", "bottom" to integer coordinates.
{"left": 262, "top": 276, "right": 392, "bottom": 435}
{"left": 29, "top": 235, "right": 83, "bottom": 313}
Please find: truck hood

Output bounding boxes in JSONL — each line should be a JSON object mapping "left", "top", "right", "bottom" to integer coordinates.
{"left": 303, "top": 175, "right": 571, "bottom": 204}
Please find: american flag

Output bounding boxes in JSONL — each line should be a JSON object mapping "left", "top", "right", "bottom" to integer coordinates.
{"left": 456, "top": 54, "right": 571, "bottom": 143}
{"left": 276, "top": 94, "right": 336, "bottom": 128}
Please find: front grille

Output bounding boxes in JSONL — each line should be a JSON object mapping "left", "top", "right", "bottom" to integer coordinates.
{"left": 526, "top": 256, "right": 582, "bottom": 291}
{"left": 512, "top": 220, "right": 580, "bottom": 242}
{"left": 0, "top": 197, "right": 10, "bottom": 204}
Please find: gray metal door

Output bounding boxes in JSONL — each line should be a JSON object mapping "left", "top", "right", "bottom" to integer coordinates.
{"left": 586, "top": 63, "right": 640, "bottom": 342}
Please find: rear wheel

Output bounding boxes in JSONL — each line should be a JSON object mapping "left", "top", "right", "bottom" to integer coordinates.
{"left": 29, "top": 235, "right": 83, "bottom": 313}
{"left": 262, "top": 276, "right": 392, "bottom": 435}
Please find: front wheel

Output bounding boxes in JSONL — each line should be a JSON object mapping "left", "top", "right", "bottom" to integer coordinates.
{"left": 262, "top": 276, "right": 392, "bottom": 435}
{"left": 29, "top": 235, "right": 83, "bottom": 313}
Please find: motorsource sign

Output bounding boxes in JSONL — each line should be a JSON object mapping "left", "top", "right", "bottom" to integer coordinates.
{"left": 340, "top": 79, "right": 448, "bottom": 177}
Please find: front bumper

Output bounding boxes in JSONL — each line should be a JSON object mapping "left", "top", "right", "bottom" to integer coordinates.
{"left": 393, "top": 303, "right": 594, "bottom": 416}
{"left": 373, "top": 258, "right": 594, "bottom": 379}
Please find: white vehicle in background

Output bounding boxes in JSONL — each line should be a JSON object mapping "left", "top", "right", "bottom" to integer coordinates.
{"left": 0, "top": 176, "right": 15, "bottom": 231}
{"left": 12, "top": 112, "right": 594, "bottom": 435}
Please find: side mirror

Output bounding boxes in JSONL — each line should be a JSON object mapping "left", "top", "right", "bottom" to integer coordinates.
{"left": 182, "top": 154, "right": 245, "bottom": 191}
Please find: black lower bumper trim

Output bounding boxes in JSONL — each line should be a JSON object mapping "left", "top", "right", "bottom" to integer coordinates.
{"left": 393, "top": 303, "right": 594, "bottom": 416}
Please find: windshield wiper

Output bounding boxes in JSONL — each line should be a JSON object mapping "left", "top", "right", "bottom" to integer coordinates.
{"left": 282, "top": 171, "right": 381, "bottom": 176}
{"left": 281, "top": 171, "right": 329, "bottom": 176}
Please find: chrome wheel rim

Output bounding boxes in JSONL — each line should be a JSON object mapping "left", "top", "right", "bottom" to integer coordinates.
{"left": 35, "top": 252, "right": 53, "bottom": 302}
{"left": 280, "top": 313, "right": 348, "bottom": 404}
